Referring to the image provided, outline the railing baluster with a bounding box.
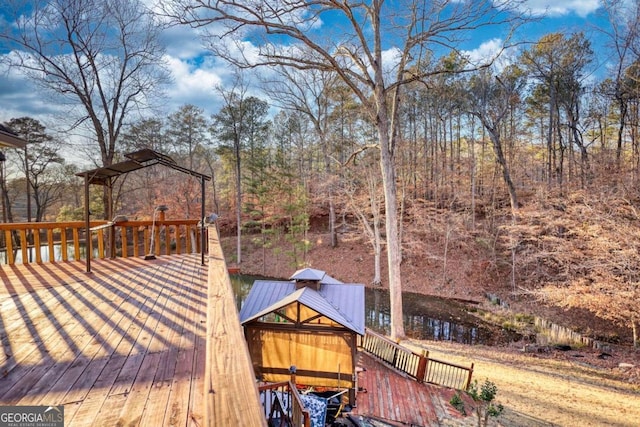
[34,229,42,264]
[362,328,473,390]
[19,229,27,264]
[164,224,171,256]
[60,227,68,261]
[72,227,80,261]
[175,225,182,254]
[133,226,140,257]
[47,229,54,263]
[96,229,105,258]
[120,226,128,258]
[0,220,201,265]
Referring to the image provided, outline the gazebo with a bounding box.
[239,268,365,405]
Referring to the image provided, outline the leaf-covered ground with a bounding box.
[222,190,640,425]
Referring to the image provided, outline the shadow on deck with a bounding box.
[0,254,207,426]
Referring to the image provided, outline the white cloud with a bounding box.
[0,55,65,123]
[163,54,226,113]
[461,38,518,72]
[160,26,210,60]
[515,0,601,18]
[463,38,503,64]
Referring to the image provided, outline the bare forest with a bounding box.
[1,0,640,348]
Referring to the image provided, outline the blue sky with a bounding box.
[0,0,615,148]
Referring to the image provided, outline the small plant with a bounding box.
[501,320,517,332]
[449,392,466,415]
[450,379,504,427]
[514,313,534,323]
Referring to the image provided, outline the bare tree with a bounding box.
[344,152,384,286]
[522,33,593,191]
[212,78,270,265]
[0,0,169,220]
[600,0,640,172]
[263,67,342,247]
[166,0,525,339]
[466,66,525,215]
[5,117,65,222]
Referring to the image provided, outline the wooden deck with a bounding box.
[353,352,469,426]
[0,233,468,427]
[0,254,208,426]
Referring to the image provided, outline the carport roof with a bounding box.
[75,148,210,185]
[0,124,27,149]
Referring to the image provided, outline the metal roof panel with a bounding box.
[0,125,27,149]
[290,267,343,284]
[239,279,365,335]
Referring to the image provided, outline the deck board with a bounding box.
[0,254,207,426]
[353,352,468,426]
[1,242,467,427]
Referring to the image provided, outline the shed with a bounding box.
[239,268,365,404]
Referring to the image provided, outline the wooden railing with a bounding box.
[205,226,266,427]
[361,328,474,390]
[258,381,311,427]
[0,219,202,265]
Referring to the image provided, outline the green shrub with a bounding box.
[450,379,504,427]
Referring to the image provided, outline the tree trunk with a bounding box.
[377,115,405,340]
[329,190,338,248]
[487,127,518,213]
[372,184,382,287]
[235,139,242,265]
[547,81,556,188]
[616,97,627,172]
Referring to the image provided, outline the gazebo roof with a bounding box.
[239,274,365,335]
[0,124,27,149]
[290,267,343,284]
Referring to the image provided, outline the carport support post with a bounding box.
[201,175,206,265]
[84,172,91,273]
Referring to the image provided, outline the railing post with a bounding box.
[5,230,14,265]
[416,350,428,383]
[464,362,474,390]
[72,227,80,261]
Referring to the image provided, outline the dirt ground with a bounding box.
[403,339,640,427]
[224,231,640,427]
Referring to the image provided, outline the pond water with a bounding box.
[230,275,516,346]
[0,243,97,264]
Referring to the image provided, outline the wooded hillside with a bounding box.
[1,1,639,345]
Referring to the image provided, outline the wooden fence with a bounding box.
[0,219,202,265]
[361,328,474,390]
[534,316,603,349]
[258,381,311,427]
